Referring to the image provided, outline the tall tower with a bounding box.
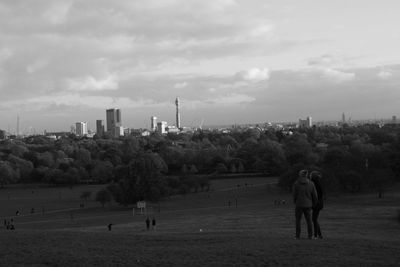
[175,97,181,128]
[16,114,20,136]
[342,113,346,124]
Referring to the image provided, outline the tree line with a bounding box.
[1,123,399,204]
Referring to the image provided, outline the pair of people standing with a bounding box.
[145,217,156,231]
[292,169,324,239]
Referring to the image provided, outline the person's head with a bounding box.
[310,171,322,181]
[298,169,308,179]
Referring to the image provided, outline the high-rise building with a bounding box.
[151,116,157,131]
[342,113,346,124]
[106,108,121,137]
[96,120,105,136]
[299,116,312,128]
[114,126,124,137]
[392,115,397,124]
[76,122,88,136]
[0,129,6,139]
[157,121,168,134]
[175,97,181,129]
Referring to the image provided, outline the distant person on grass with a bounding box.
[293,169,318,239]
[108,223,113,231]
[145,217,150,231]
[152,218,156,231]
[310,171,324,239]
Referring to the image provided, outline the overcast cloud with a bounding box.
[0,0,400,132]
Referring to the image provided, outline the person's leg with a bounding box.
[312,209,320,237]
[295,207,302,238]
[316,209,322,237]
[304,208,313,238]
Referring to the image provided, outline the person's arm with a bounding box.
[311,183,318,207]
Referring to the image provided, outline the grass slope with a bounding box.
[0,178,399,266]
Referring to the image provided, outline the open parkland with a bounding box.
[0,177,399,266]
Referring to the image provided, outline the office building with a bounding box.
[299,116,312,128]
[151,116,157,131]
[76,122,88,136]
[113,126,124,137]
[96,120,105,136]
[157,121,168,134]
[106,108,121,137]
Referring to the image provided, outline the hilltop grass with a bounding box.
[0,178,399,266]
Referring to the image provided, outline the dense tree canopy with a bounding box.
[1,123,399,202]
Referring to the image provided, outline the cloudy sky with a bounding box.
[1,0,400,133]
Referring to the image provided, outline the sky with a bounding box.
[1,0,400,133]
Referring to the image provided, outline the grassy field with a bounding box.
[0,178,399,266]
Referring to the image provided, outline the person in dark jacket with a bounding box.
[310,171,324,239]
[145,217,150,231]
[292,169,318,239]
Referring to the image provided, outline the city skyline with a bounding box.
[1,1,400,132]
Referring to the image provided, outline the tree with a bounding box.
[91,160,114,183]
[283,133,313,165]
[95,188,112,208]
[216,163,228,174]
[0,161,16,188]
[37,152,55,167]
[43,168,64,184]
[7,155,34,182]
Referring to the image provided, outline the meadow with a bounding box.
[0,177,399,266]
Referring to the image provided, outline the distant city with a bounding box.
[0,98,398,140]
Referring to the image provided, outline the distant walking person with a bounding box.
[293,169,318,239]
[108,223,113,231]
[152,218,156,231]
[310,171,324,239]
[145,217,150,231]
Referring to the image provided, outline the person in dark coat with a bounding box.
[310,171,324,239]
[145,217,150,231]
[152,217,156,231]
[292,169,318,239]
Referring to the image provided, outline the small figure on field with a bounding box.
[293,169,318,239]
[152,218,156,230]
[31,208,35,214]
[145,217,150,231]
[108,223,113,231]
[310,171,324,239]
[15,210,20,216]
[10,224,15,230]
[6,221,10,230]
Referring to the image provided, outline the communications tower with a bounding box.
[175,97,181,128]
